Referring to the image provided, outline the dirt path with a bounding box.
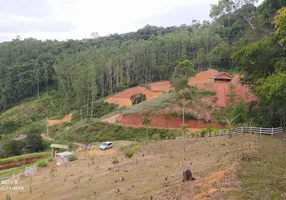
[41,133,55,141]
[2,134,259,200]
[47,113,73,126]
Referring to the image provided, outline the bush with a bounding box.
[37,160,47,167]
[125,149,135,158]
[112,157,119,164]
[151,133,161,141]
[169,111,197,120]
[47,157,53,162]
[68,154,77,162]
[199,89,216,96]
[130,93,147,105]
[200,130,207,137]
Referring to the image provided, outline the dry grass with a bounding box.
[1,134,262,200]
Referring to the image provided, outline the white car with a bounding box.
[99,142,113,150]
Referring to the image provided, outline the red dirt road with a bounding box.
[47,113,73,126]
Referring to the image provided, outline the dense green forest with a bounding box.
[0,0,285,126]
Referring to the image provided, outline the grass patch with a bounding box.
[122,93,178,116]
[120,143,141,159]
[168,110,198,120]
[102,93,178,118]
[68,154,77,162]
[37,160,47,167]
[51,119,178,143]
[197,89,216,96]
[0,152,50,165]
[230,134,286,200]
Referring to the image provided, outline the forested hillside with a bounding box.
[0,0,285,125]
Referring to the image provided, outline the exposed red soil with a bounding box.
[189,69,219,83]
[194,82,255,107]
[48,113,73,126]
[103,69,255,129]
[0,159,38,170]
[149,81,171,92]
[105,81,171,107]
[117,114,222,129]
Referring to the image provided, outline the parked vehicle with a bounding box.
[99,142,113,150]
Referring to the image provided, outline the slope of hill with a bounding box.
[104,81,171,107]
[102,89,222,130]
[4,133,285,200]
[0,92,65,136]
[102,69,255,129]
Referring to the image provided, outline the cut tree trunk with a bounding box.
[182,168,195,182]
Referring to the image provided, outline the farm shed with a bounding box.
[50,144,68,158]
[55,151,74,165]
[211,72,233,82]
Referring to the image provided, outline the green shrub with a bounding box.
[125,149,135,158]
[139,84,151,90]
[37,160,47,167]
[200,130,207,137]
[0,152,50,165]
[198,89,216,96]
[47,157,53,162]
[112,157,119,164]
[151,133,161,141]
[68,154,77,162]
[169,111,197,120]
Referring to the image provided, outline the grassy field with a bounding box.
[102,92,178,118]
[1,134,285,199]
[230,134,286,200]
[0,133,266,200]
[49,118,179,143]
[0,152,50,165]
[0,152,51,178]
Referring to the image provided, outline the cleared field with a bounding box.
[1,134,262,200]
[104,81,171,107]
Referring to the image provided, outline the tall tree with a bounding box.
[171,60,196,137]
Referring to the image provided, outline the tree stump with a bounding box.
[182,168,195,182]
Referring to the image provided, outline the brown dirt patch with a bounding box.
[47,113,73,126]
[104,81,171,107]
[189,69,219,84]
[77,149,117,158]
[2,134,258,200]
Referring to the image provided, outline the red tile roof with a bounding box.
[211,72,233,80]
[14,135,27,141]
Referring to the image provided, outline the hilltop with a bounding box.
[102,69,255,130]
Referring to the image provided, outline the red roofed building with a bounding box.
[211,72,233,82]
[14,134,27,141]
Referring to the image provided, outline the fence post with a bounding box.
[260,127,262,135]
[272,127,274,136]
[241,126,243,133]
[250,126,252,134]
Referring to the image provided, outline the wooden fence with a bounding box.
[175,126,283,140]
[233,126,283,135]
[0,164,37,182]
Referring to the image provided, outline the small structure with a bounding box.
[14,135,27,141]
[50,144,68,158]
[211,72,233,82]
[55,151,74,165]
[25,165,37,176]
